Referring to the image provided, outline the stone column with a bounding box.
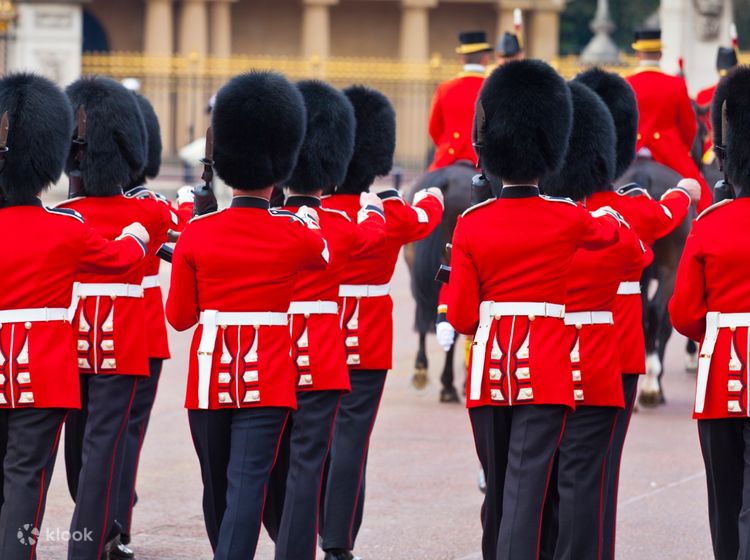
[209,0,234,58]
[176,0,209,152]
[301,0,337,60]
[527,2,563,61]
[399,0,435,62]
[143,0,174,153]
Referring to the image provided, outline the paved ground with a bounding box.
[36,184,713,559]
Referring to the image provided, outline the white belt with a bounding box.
[142,275,161,289]
[76,283,144,298]
[196,310,288,409]
[696,312,750,413]
[0,307,68,324]
[338,283,390,298]
[617,281,641,295]
[564,311,614,327]
[470,301,565,400]
[288,301,338,315]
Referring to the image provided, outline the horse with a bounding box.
[404,161,475,402]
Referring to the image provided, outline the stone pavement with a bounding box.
[36,256,713,559]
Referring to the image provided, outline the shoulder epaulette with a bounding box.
[188,208,225,223]
[616,184,652,199]
[461,198,494,217]
[53,196,85,208]
[124,186,151,199]
[153,192,170,204]
[269,208,305,225]
[44,206,84,223]
[378,189,404,203]
[540,194,577,207]
[320,207,352,222]
[696,199,733,221]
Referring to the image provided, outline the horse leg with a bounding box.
[439,341,459,403]
[639,276,664,408]
[411,331,429,390]
[685,339,698,373]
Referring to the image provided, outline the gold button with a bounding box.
[304,313,310,319]
[111,295,116,300]
[528,315,536,321]
[731,325,737,332]
[24,322,32,330]
[576,323,583,330]
[654,132,661,140]
[637,133,642,140]
[453,131,460,139]
[448,148,455,155]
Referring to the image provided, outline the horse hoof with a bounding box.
[411,368,428,391]
[638,390,662,408]
[685,353,699,374]
[440,387,460,403]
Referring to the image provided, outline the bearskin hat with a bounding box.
[65,76,147,196]
[573,68,638,181]
[541,82,616,201]
[0,73,72,205]
[337,85,396,194]
[712,66,750,190]
[286,80,356,194]
[134,93,161,181]
[479,59,572,184]
[212,71,306,190]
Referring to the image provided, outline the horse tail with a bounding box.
[410,222,444,334]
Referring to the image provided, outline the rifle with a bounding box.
[0,112,9,208]
[192,126,218,216]
[69,106,87,198]
[713,100,737,203]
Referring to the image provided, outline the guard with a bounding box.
[166,71,330,560]
[573,67,700,560]
[670,66,750,560]
[445,59,622,560]
[427,31,492,171]
[59,77,173,560]
[320,86,444,560]
[696,45,738,157]
[262,79,387,560]
[626,28,712,211]
[0,73,149,560]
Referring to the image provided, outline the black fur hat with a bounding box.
[573,68,638,180]
[134,93,161,181]
[541,82,616,201]
[713,66,750,190]
[65,76,147,196]
[286,80,355,194]
[479,60,572,183]
[0,73,72,205]
[337,85,396,194]
[212,71,306,190]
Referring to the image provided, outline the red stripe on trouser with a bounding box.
[535,411,568,559]
[597,413,620,560]
[95,381,138,560]
[312,396,343,560]
[258,412,292,550]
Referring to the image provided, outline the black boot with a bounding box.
[103,535,135,560]
[324,550,361,560]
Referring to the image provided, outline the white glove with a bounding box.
[118,222,150,246]
[436,321,456,352]
[675,178,702,205]
[360,191,384,213]
[296,205,320,229]
[414,187,444,206]
[176,185,195,205]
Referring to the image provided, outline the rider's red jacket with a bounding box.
[588,185,692,375]
[696,83,717,156]
[670,197,750,419]
[626,68,711,212]
[446,186,620,409]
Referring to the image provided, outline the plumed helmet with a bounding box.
[573,68,638,180]
[712,66,750,191]
[0,73,72,205]
[285,80,356,194]
[65,76,147,196]
[212,71,306,190]
[478,59,572,184]
[337,85,396,195]
[134,93,161,181]
[541,81,616,201]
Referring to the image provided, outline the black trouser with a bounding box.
[553,406,618,560]
[115,358,163,542]
[600,374,639,560]
[470,404,567,560]
[264,390,343,560]
[67,374,139,560]
[189,406,289,559]
[320,370,387,552]
[0,408,67,560]
[698,417,750,560]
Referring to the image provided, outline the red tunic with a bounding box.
[670,197,750,419]
[626,68,711,211]
[428,69,484,171]
[696,83,717,156]
[58,195,172,377]
[446,187,620,409]
[0,201,146,409]
[282,195,386,393]
[563,219,651,408]
[591,187,691,374]
[323,189,443,370]
[166,196,329,410]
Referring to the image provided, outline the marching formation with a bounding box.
[0,20,748,560]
